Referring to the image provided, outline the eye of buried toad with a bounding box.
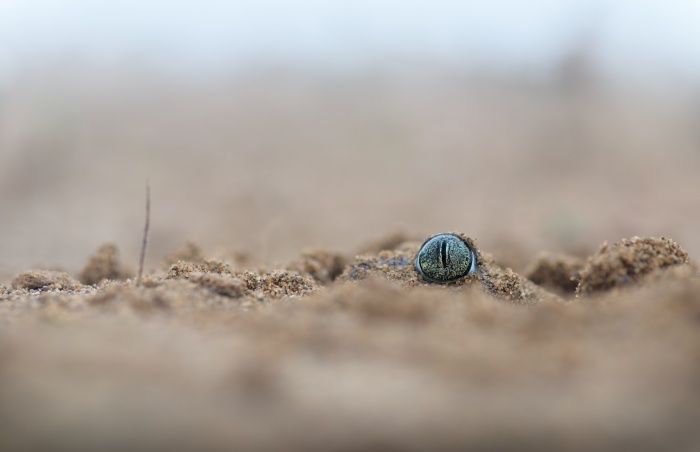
[414,234,477,283]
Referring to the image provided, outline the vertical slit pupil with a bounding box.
[440,240,448,268]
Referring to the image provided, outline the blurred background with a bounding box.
[1,0,699,278]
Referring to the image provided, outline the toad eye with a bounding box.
[415,234,477,283]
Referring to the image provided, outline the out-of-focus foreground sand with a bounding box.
[1,65,700,451]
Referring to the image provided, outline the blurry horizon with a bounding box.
[1,0,700,278]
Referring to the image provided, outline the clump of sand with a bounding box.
[478,255,560,303]
[186,272,249,298]
[78,244,133,285]
[287,249,347,284]
[340,248,416,283]
[166,259,234,279]
[241,270,317,298]
[526,253,584,294]
[85,267,315,316]
[88,279,250,314]
[11,270,81,291]
[576,236,690,295]
[165,258,317,299]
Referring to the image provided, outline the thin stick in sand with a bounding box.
[137,181,151,287]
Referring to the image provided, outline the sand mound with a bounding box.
[11,270,81,291]
[287,249,347,284]
[576,236,690,295]
[79,244,133,285]
[165,259,317,299]
[526,253,584,294]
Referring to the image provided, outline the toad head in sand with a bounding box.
[414,233,479,283]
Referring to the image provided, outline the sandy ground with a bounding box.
[2,66,700,450]
[1,234,699,451]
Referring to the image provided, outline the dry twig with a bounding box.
[137,181,151,287]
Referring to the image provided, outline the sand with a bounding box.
[1,234,699,451]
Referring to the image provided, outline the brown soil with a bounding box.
[1,234,699,451]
